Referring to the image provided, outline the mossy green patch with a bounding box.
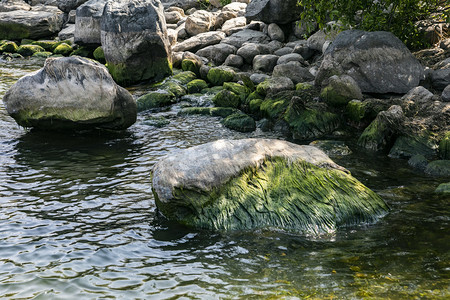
[249,99,263,114]
[136,91,176,112]
[346,100,365,122]
[17,44,44,57]
[142,116,170,127]
[207,67,235,86]
[260,97,290,119]
[296,82,314,91]
[93,46,105,63]
[0,41,18,53]
[357,116,396,152]
[256,79,270,97]
[172,71,197,85]
[388,135,436,159]
[425,160,450,177]
[70,46,93,58]
[187,79,208,94]
[439,132,450,159]
[32,51,52,59]
[0,23,30,40]
[159,81,187,98]
[155,157,389,234]
[285,107,340,140]
[223,82,250,102]
[181,59,201,76]
[212,89,241,108]
[179,107,238,118]
[435,182,450,195]
[53,43,73,56]
[222,113,256,132]
[31,40,59,51]
[245,91,263,105]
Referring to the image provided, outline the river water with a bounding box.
[0,59,448,299]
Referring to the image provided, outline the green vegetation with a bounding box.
[187,79,209,94]
[53,43,73,56]
[93,46,105,63]
[297,0,450,48]
[17,44,44,57]
[0,41,18,53]
[212,89,240,108]
[136,91,176,112]
[222,113,256,132]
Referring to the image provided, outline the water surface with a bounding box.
[0,58,448,299]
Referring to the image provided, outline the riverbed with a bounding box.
[0,58,448,299]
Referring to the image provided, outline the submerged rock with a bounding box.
[152,138,388,234]
[222,113,256,132]
[2,56,136,130]
[101,0,172,85]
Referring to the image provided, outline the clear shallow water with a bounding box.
[0,59,449,299]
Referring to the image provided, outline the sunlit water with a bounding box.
[0,58,448,299]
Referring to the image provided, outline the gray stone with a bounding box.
[165,11,183,24]
[442,85,450,102]
[293,42,315,60]
[58,24,75,41]
[67,9,76,23]
[292,20,317,39]
[273,62,314,84]
[320,75,363,106]
[431,68,450,91]
[0,6,64,40]
[173,31,226,52]
[221,16,246,35]
[250,73,270,84]
[161,0,198,10]
[196,43,236,65]
[2,56,136,130]
[75,0,105,44]
[101,0,172,85]
[277,53,304,65]
[185,10,214,36]
[0,0,31,12]
[316,30,424,94]
[221,29,270,48]
[257,76,294,95]
[214,10,237,29]
[401,86,434,104]
[274,47,293,56]
[253,54,278,72]
[307,29,338,53]
[267,23,284,42]
[224,54,244,68]
[236,42,270,64]
[30,0,89,13]
[245,0,301,24]
[222,2,247,17]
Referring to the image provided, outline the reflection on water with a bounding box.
[0,59,449,299]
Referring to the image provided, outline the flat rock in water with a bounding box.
[152,138,389,234]
[2,56,137,130]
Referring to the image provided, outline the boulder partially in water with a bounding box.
[101,0,172,85]
[152,138,389,234]
[2,56,136,130]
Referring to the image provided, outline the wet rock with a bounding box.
[408,154,428,170]
[0,41,18,53]
[221,29,270,48]
[272,62,314,84]
[250,73,269,84]
[309,140,352,156]
[435,182,450,195]
[173,31,226,52]
[136,91,176,111]
[195,43,236,66]
[316,30,424,94]
[222,113,256,132]
[425,160,450,177]
[213,89,241,108]
[253,54,278,72]
[53,42,73,56]
[74,0,105,45]
[245,0,301,24]
[267,23,284,42]
[358,105,404,151]
[172,70,197,85]
[17,44,44,56]
[186,79,208,94]
[320,75,363,107]
[101,0,172,85]
[440,132,450,159]
[207,66,236,86]
[388,136,436,159]
[152,138,388,233]
[236,42,270,64]
[224,54,244,68]
[185,10,214,36]
[0,6,64,40]
[2,56,136,130]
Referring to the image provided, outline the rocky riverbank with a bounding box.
[1,1,449,204]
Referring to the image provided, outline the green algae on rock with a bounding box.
[213,89,241,108]
[53,43,73,56]
[136,91,176,112]
[186,79,208,94]
[179,107,239,118]
[17,44,44,57]
[222,113,256,132]
[207,67,235,86]
[0,41,18,53]
[152,139,389,234]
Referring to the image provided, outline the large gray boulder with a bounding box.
[273,62,314,84]
[29,0,88,12]
[316,30,424,94]
[245,0,301,24]
[152,138,388,234]
[74,0,105,44]
[2,56,136,130]
[195,43,236,65]
[101,0,172,86]
[0,0,31,12]
[0,6,64,40]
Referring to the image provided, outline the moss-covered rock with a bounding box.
[93,46,105,63]
[181,59,201,76]
[212,89,241,108]
[207,67,235,86]
[32,51,52,59]
[249,98,263,114]
[17,44,44,57]
[136,91,176,112]
[223,82,250,102]
[172,71,197,85]
[159,81,187,98]
[245,91,263,104]
[347,99,395,125]
[70,46,93,58]
[0,41,18,53]
[346,100,365,123]
[425,160,450,177]
[357,105,403,151]
[439,132,450,159]
[388,135,437,159]
[186,79,208,94]
[256,76,294,97]
[408,154,428,170]
[179,107,238,118]
[435,182,450,195]
[296,82,314,91]
[320,75,362,107]
[260,97,290,119]
[222,113,256,132]
[53,43,73,56]
[152,139,389,234]
[285,107,340,140]
[31,40,60,52]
